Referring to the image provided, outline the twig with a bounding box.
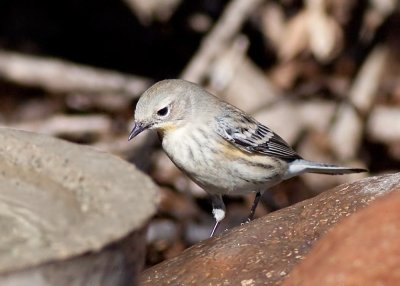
[0,50,152,98]
[181,0,264,83]
[10,114,112,137]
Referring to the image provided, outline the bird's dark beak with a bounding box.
[128,122,147,141]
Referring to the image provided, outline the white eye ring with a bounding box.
[156,106,169,117]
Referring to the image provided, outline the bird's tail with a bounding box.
[284,159,367,179]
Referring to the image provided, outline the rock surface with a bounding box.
[283,184,400,286]
[0,127,158,285]
[141,173,400,286]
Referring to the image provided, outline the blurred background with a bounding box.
[0,0,399,268]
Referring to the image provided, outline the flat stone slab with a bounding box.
[141,173,399,286]
[0,128,158,285]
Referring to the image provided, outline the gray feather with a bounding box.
[284,159,367,179]
[214,103,301,161]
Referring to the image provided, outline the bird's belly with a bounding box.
[161,130,287,195]
[192,157,285,195]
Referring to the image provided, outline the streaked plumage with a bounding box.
[215,102,301,160]
[129,79,367,236]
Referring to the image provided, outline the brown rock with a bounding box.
[141,173,400,286]
[283,183,400,286]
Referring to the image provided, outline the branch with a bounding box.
[0,50,152,98]
[181,0,264,83]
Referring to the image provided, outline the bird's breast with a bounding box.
[161,126,209,172]
[161,126,287,195]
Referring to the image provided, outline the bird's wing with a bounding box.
[214,104,301,161]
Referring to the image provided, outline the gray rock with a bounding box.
[0,127,158,285]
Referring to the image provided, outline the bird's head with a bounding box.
[129,79,203,140]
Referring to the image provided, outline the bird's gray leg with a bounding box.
[210,194,225,237]
[247,191,262,222]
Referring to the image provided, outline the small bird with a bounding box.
[129,79,366,236]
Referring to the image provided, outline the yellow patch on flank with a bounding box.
[218,140,272,166]
[219,140,253,159]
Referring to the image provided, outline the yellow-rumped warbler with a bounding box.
[129,79,367,236]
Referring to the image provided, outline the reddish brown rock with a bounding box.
[283,184,400,286]
[141,173,400,285]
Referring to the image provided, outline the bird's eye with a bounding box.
[157,106,169,117]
